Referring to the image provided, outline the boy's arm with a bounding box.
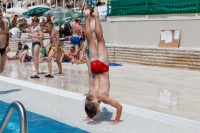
[5,22,10,52]
[102,96,122,124]
[37,26,44,40]
[79,28,82,36]
[21,51,27,62]
[60,52,64,62]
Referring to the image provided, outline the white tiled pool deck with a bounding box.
[1,53,200,133]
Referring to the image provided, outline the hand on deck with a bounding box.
[83,117,92,121]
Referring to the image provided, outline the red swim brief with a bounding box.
[91,60,109,74]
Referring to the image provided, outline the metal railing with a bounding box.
[0,101,28,133]
[107,0,200,16]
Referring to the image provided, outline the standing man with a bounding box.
[44,21,63,78]
[0,10,10,74]
[70,18,82,58]
[12,14,18,26]
[28,16,44,78]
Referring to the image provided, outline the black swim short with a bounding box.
[0,48,6,55]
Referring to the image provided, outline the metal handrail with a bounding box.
[0,101,28,133]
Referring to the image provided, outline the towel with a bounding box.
[109,62,122,66]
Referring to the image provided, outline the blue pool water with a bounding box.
[0,100,88,133]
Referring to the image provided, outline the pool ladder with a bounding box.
[0,101,28,133]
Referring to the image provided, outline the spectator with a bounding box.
[80,31,85,46]
[7,42,23,60]
[60,49,70,62]
[19,45,32,62]
[40,18,46,31]
[68,46,76,63]
[9,24,21,38]
[78,0,84,9]
[46,0,52,6]
[23,18,28,27]
[17,19,25,31]
[96,0,102,6]
[2,1,6,9]
[57,0,64,6]
[66,0,73,8]
[46,16,51,22]
[91,0,97,7]
[7,1,13,8]
[86,0,90,5]
[60,47,86,64]
[101,2,105,6]
[2,7,6,13]
[70,18,82,58]
[59,24,71,37]
[12,14,18,26]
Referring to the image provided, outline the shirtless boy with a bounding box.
[28,16,44,78]
[70,18,82,57]
[84,8,122,125]
[0,10,10,74]
[45,21,63,78]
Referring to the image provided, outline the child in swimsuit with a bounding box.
[69,46,76,63]
[7,42,22,60]
[19,45,31,62]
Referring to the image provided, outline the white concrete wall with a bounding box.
[102,16,200,48]
[101,21,111,43]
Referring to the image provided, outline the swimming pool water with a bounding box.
[0,100,88,133]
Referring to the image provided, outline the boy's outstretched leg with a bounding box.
[84,9,98,62]
[92,7,109,65]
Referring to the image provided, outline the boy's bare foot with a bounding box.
[57,73,64,76]
[44,73,49,76]
[92,7,99,17]
[31,71,39,76]
[84,9,90,17]
[110,120,119,125]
